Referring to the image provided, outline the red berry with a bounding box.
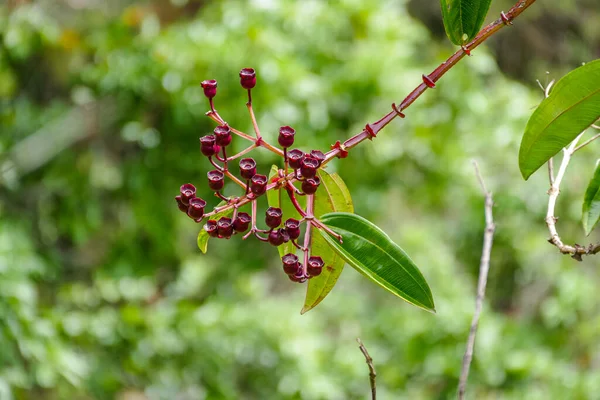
[239,158,257,180]
[250,174,267,196]
[233,212,251,232]
[187,197,207,220]
[300,156,319,178]
[201,79,217,99]
[282,253,300,275]
[214,125,232,147]
[287,149,305,169]
[278,126,295,148]
[310,150,326,166]
[204,220,218,237]
[265,207,283,228]
[207,170,225,191]
[285,218,301,240]
[180,183,197,205]
[302,176,320,195]
[307,256,324,277]
[175,195,188,212]
[217,217,234,238]
[239,68,256,90]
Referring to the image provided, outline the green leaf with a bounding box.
[301,170,353,314]
[582,162,600,235]
[197,202,233,253]
[267,165,302,257]
[318,212,435,313]
[519,59,600,179]
[440,0,492,45]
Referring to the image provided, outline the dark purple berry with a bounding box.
[268,229,283,246]
[289,269,308,283]
[217,217,234,238]
[239,158,257,180]
[307,256,324,277]
[282,253,300,275]
[250,174,267,196]
[287,149,305,169]
[278,126,295,148]
[239,68,256,89]
[201,79,217,99]
[207,170,225,191]
[302,176,321,195]
[285,218,301,240]
[200,135,220,157]
[200,134,215,147]
[180,183,197,205]
[175,195,188,212]
[205,220,218,237]
[233,212,251,232]
[265,207,283,228]
[187,197,206,220]
[310,150,326,166]
[268,228,289,246]
[214,125,232,147]
[300,156,319,179]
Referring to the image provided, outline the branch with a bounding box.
[200,0,538,218]
[538,81,600,259]
[323,0,538,164]
[545,134,600,259]
[357,338,376,400]
[457,161,496,400]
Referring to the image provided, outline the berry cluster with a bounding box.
[175,68,342,283]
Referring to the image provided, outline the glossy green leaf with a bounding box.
[302,170,353,314]
[519,59,600,179]
[267,165,302,257]
[197,202,232,253]
[582,162,600,235]
[318,212,435,313]
[440,0,492,45]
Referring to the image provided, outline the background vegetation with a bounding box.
[1,0,599,399]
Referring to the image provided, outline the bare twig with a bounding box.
[357,338,376,400]
[573,132,600,153]
[538,80,600,259]
[545,134,600,259]
[457,161,496,400]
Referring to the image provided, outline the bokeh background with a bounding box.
[1,0,600,399]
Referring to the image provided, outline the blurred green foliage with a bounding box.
[1,0,599,399]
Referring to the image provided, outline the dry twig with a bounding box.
[357,338,377,400]
[457,161,496,399]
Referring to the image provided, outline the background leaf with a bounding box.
[519,59,600,179]
[302,170,353,314]
[582,162,600,235]
[319,212,435,312]
[440,0,492,45]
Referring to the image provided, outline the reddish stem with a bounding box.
[322,0,537,164]
[247,102,262,140]
[302,194,315,275]
[286,183,308,218]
